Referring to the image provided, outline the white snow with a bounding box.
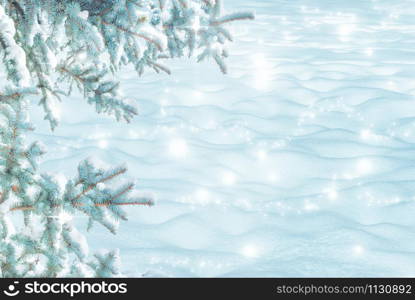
[0,6,31,87]
[27,0,415,277]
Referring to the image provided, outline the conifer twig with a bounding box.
[101,20,164,51]
[10,199,154,212]
[72,167,128,202]
[210,13,255,26]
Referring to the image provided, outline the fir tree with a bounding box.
[0,0,253,277]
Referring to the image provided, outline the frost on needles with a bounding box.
[0,0,253,277]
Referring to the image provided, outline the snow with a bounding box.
[28,0,415,276]
[0,6,31,87]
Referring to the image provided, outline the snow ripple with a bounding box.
[30,0,415,276]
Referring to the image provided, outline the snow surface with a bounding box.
[29,0,415,276]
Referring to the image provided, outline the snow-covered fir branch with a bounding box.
[0,0,253,277]
[0,0,254,128]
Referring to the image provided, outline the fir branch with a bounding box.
[10,199,154,212]
[101,19,164,51]
[0,89,38,102]
[210,12,255,26]
[0,0,252,278]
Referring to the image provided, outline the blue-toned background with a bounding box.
[30,0,415,276]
